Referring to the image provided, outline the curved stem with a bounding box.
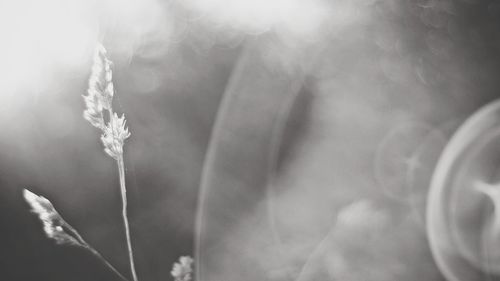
[87,246,130,281]
[117,155,139,281]
[61,221,129,281]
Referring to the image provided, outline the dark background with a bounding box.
[1,0,500,281]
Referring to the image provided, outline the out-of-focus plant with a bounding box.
[171,256,194,281]
[23,43,194,281]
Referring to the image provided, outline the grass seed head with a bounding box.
[23,189,82,246]
[101,113,131,159]
[84,43,131,159]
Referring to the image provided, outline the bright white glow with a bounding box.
[183,0,331,36]
[181,0,370,40]
[100,0,174,60]
[0,0,175,112]
[0,0,369,108]
[0,0,97,94]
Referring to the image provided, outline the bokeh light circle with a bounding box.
[427,99,500,281]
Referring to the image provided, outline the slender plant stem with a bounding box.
[61,221,129,281]
[117,154,138,281]
[87,246,130,281]
[295,224,335,281]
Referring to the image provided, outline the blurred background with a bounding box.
[1,0,500,280]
